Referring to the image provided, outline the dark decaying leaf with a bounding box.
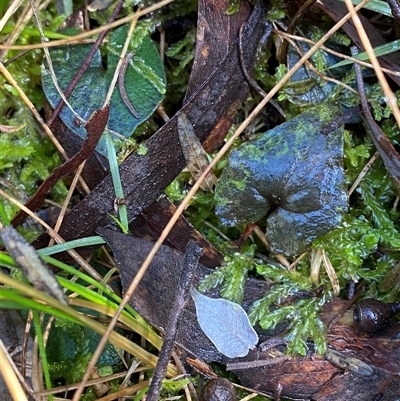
[0,225,67,305]
[214,103,348,255]
[12,105,110,227]
[42,25,166,156]
[177,113,217,192]
[97,229,400,400]
[190,287,258,358]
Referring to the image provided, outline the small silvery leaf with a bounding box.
[190,287,258,358]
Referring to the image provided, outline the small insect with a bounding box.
[73,117,81,127]
[113,197,126,212]
[119,52,140,119]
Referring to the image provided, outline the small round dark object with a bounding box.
[200,378,236,401]
[353,299,400,334]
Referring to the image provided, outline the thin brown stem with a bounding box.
[119,51,140,118]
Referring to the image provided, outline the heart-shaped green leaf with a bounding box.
[214,103,348,255]
[42,25,166,156]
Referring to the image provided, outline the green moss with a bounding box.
[0,119,67,222]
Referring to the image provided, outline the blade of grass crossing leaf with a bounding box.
[41,255,147,325]
[0,273,177,376]
[0,253,17,269]
[336,0,393,17]
[69,298,163,350]
[0,225,67,305]
[43,256,140,320]
[57,276,118,306]
[329,39,400,69]
[0,289,83,324]
[105,132,129,233]
[32,310,53,401]
[37,235,106,255]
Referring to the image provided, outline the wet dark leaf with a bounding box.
[215,103,348,255]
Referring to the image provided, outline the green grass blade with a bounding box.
[329,39,400,69]
[335,0,393,17]
[105,132,129,233]
[37,236,106,255]
[32,310,53,400]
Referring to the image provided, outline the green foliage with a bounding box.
[162,377,191,392]
[166,27,196,77]
[47,317,119,383]
[266,0,286,21]
[0,123,67,222]
[284,298,327,355]
[226,0,241,15]
[248,263,327,356]
[314,165,399,288]
[0,9,69,223]
[200,244,257,304]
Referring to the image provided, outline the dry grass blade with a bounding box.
[0,189,111,287]
[0,341,29,401]
[344,0,400,127]
[353,46,400,194]
[275,30,400,77]
[380,262,400,292]
[322,249,340,296]
[0,224,67,305]
[348,152,380,196]
[178,113,217,192]
[0,0,176,51]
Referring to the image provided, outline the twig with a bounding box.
[344,0,400,126]
[227,355,291,371]
[277,0,318,64]
[119,51,140,118]
[146,241,203,401]
[348,152,379,196]
[274,29,400,77]
[387,0,400,21]
[238,23,286,118]
[352,46,400,194]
